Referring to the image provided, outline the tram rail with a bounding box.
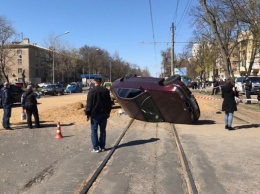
[78,119,198,194]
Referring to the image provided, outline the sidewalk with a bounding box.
[175,95,260,194]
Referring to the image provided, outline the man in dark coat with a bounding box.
[21,85,40,129]
[221,78,237,130]
[212,79,219,95]
[243,76,252,104]
[85,78,111,153]
[1,82,14,130]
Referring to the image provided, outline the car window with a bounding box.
[250,77,260,82]
[236,77,244,82]
[135,93,164,122]
[117,88,143,98]
[46,85,53,88]
[104,83,111,87]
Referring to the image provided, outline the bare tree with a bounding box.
[227,0,260,75]
[0,16,17,82]
[192,0,260,78]
[197,0,239,78]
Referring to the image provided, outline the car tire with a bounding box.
[162,74,181,86]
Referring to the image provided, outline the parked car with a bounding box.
[102,82,112,89]
[38,83,49,88]
[0,84,25,107]
[41,84,64,96]
[235,76,260,94]
[186,81,198,89]
[102,82,115,104]
[65,83,82,93]
[110,74,200,124]
[15,82,24,88]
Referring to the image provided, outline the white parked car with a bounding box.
[38,83,49,88]
[235,76,260,94]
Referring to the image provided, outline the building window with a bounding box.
[35,69,39,76]
[45,54,50,61]
[18,59,22,65]
[18,78,23,82]
[18,68,23,73]
[17,49,22,55]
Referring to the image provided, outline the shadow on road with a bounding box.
[102,138,160,151]
[194,120,216,125]
[234,124,260,130]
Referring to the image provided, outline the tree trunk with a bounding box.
[200,0,230,78]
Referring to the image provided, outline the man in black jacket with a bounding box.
[21,85,40,129]
[244,76,252,104]
[1,82,14,130]
[85,78,111,153]
[212,78,219,95]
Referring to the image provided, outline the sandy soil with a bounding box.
[2,93,120,129]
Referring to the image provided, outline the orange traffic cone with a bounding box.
[55,121,63,139]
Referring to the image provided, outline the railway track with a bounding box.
[79,93,259,194]
[78,119,198,194]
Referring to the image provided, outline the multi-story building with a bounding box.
[2,38,52,85]
[193,31,259,81]
[237,31,260,76]
[214,44,240,80]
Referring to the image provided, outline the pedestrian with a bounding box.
[221,78,237,130]
[199,80,207,93]
[85,77,112,153]
[21,85,40,129]
[1,82,14,130]
[212,78,219,95]
[243,76,252,104]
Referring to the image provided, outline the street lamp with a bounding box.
[87,49,99,81]
[52,31,69,83]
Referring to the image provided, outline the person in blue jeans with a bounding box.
[221,78,237,130]
[1,82,14,130]
[85,77,112,153]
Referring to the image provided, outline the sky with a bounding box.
[0,0,197,77]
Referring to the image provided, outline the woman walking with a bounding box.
[221,78,237,130]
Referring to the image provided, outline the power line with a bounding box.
[176,0,192,34]
[148,0,157,65]
[140,41,196,44]
[174,0,180,24]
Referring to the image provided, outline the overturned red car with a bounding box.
[110,74,200,124]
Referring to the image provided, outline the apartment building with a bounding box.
[237,31,260,76]
[3,38,52,85]
[192,31,259,81]
[214,45,240,80]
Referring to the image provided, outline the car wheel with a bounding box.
[162,75,181,86]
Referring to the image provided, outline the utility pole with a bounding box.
[171,22,175,76]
